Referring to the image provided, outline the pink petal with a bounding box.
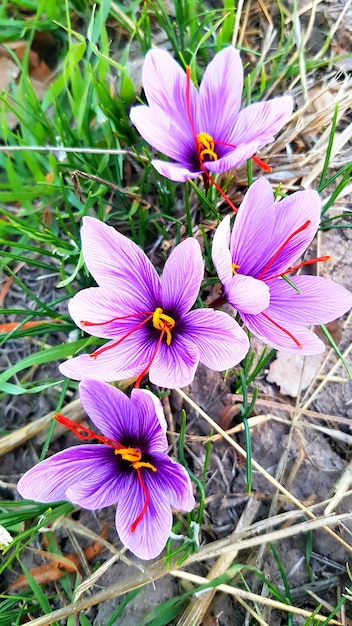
[182,308,249,370]
[68,287,151,339]
[17,446,118,505]
[260,190,321,278]
[115,456,194,560]
[198,47,243,142]
[212,214,233,285]
[152,158,202,181]
[161,238,204,316]
[242,311,325,354]
[130,389,168,451]
[115,472,173,560]
[142,49,198,141]
[149,333,199,388]
[205,141,261,173]
[230,178,277,276]
[130,105,192,162]
[59,331,156,382]
[230,96,293,147]
[226,274,270,314]
[78,381,167,453]
[267,276,352,325]
[80,217,161,307]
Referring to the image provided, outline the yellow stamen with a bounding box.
[133,461,157,472]
[115,447,141,463]
[152,307,175,346]
[232,262,241,275]
[197,132,218,162]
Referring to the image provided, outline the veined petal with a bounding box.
[229,178,276,276]
[66,458,131,510]
[17,446,116,504]
[267,276,352,325]
[205,141,261,174]
[198,47,243,142]
[130,389,168,452]
[149,334,199,388]
[78,380,138,442]
[80,217,161,307]
[149,455,195,511]
[115,473,173,560]
[182,308,249,370]
[152,159,202,181]
[230,96,293,147]
[142,49,198,141]
[259,190,321,279]
[161,238,204,316]
[226,274,270,314]
[130,105,192,163]
[241,311,325,354]
[212,214,232,285]
[59,332,156,382]
[68,287,151,339]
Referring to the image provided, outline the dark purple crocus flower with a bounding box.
[59,217,249,388]
[130,47,293,184]
[17,380,195,560]
[212,178,352,353]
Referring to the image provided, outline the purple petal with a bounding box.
[205,141,261,174]
[212,215,233,284]
[226,274,270,314]
[230,96,293,147]
[17,446,119,507]
[266,276,352,325]
[130,105,192,163]
[149,454,195,511]
[130,389,168,452]
[198,47,243,142]
[152,159,202,181]
[141,49,198,143]
[259,190,321,279]
[115,456,194,560]
[68,287,153,339]
[78,380,156,445]
[149,333,200,388]
[161,238,203,316]
[241,311,325,354]
[80,217,161,307]
[230,178,277,276]
[115,474,173,560]
[182,308,249,370]
[59,330,156,382]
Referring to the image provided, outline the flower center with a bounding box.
[197,132,218,162]
[152,307,175,346]
[232,262,240,275]
[54,413,157,533]
[81,308,176,387]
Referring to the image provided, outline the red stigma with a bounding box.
[89,313,154,359]
[261,312,302,348]
[54,413,123,448]
[258,220,312,281]
[130,469,150,533]
[266,256,331,281]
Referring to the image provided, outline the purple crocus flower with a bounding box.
[59,217,249,387]
[130,47,293,183]
[17,380,195,560]
[212,178,352,353]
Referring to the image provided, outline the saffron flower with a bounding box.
[130,47,293,184]
[212,178,352,353]
[17,380,195,560]
[59,217,249,387]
